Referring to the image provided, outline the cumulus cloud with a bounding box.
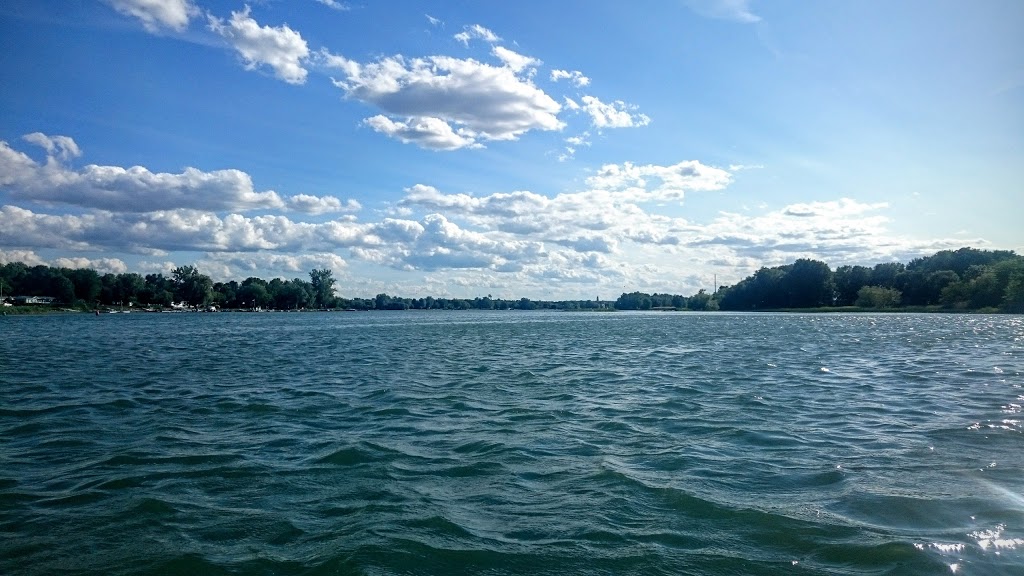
[580,95,651,128]
[454,24,500,46]
[325,50,564,149]
[390,174,975,295]
[51,257,129,274]
[363,115,481,151]
[685,199,973,268]
[492,46,541,74]
[1,127,984,299]
[22,133,81,160]
[10,147,937,297]
[0,205,321,254]
[208,6,310,84]
[286,195,361,215]
[400,213,543,272]
[398,178,695,256]
[400,184,550,217]
[0,136,354,214]
[0,249,47,266]
[198,251,348,281]
[107,0,196,32]
[565,133,591,147]
[550,69,590,87]
[585,160,733,200]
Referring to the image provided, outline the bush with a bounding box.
[855,286,902,308]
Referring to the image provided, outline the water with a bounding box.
[1,311,1022,575]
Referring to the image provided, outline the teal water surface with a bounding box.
[1,311,1022,575]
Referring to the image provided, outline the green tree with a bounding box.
[615,292,653,310]
[141,273,174,306]
[781,259,834,307]
[1003,273,1024,313]
[834,265,872,306]
[63,268,102,303]
[856,286,902,308]
[309,268,336,308]
[871,262,905,289]
[274,279,312,309]
[172,265,213,306]
[238,278,271,308]
[116,273,146,304]
[924,271,959,305]
[688,289,713,311]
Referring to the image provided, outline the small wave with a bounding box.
[314,446,378,466]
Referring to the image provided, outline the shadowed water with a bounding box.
[1,311,1022,575]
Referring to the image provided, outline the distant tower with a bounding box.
[714,274,717,294]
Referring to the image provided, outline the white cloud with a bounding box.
[1,181,985,299]
[425,14,442,27]
[315,0,349,11]
[0,249,47,266]
[363,115,481,151]
[492,46,540,74]
[208,6,310,84]
[782,198,886,218]
[399,179,693,258]
[0,153,740,296]
[0,206,327,254]
[51,257,129,274]
[2,125,989,299]
[685,0,761,24]
[559,132,591,161]
[389,174,976,294]
[586,160,732,200]
[454,24,501,46]
[107,0,196,32]
[198,251,348,281]
[684,198,974,269]
[550,69,590,87]
[0,139,39,187]
[0,136,355,214]
[286,195,361,215]
[1,138,281,212]
[327,52,564,149]
[22,133,81,160]
[580,95,651,128]
[565,133,591,147]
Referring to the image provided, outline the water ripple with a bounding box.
[1,311,1022,575]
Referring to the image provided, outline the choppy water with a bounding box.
[1,311,1022,575]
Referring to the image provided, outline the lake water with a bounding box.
[1,311,1022,575]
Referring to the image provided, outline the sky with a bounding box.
[1,0,1022,300]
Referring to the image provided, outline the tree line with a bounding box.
[0,262,612,311]
[0,264,339,310]
[1,246,1022,313]
[713,247,1024,312]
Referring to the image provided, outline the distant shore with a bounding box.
[3,304,1013,316]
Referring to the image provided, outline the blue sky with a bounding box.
[1,0,1021,299]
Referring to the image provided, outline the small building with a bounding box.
[14,296,55,305]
